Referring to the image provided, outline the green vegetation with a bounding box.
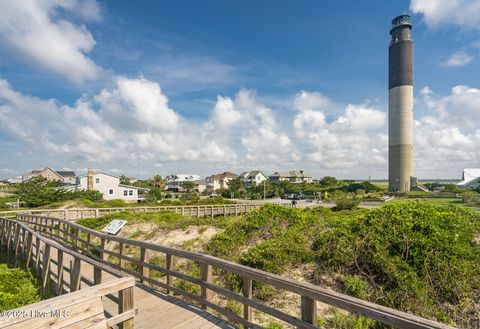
[203,203,480,327]
[314,202,480,327]
[76,209,239,232]
[72,197,480,327]
[14,177,102,208]
[0,264,40,311]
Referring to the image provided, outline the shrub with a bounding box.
[314,202,480,326]
[0,264,40,311]
[332,197,359,211]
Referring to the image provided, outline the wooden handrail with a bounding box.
[0,217,135,328]
[0,202,290,220]
[15,213,454,329]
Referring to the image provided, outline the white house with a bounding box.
[165,174,201,192]
[457,168,480,190]
[71,171,148,202]
[239,171,268,187]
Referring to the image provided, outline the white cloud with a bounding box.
[1,74,479,179]
[0,0,101,83]
[414,85,480,177]
[411,0,480,29]
[292,91,387,170]
[443,49,474,67]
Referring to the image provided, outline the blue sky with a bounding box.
[1,0,479,179]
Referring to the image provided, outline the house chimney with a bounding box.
[87,168,93,191]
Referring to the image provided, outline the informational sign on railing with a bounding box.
[101,220,127,235]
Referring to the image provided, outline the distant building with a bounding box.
[239,171,268,187]
[65,171,149,202]
[457,168,480,190]
[6,176,22,184]
[165,174,201,192]
[269,170,313,184]
[194,180,207,193]
[206,172,238,191]
[20,167,76,184]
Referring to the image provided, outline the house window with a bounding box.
[123,190,128,196]
[129,190,133,196]
[109,189,114,195]
[95,178,100,184]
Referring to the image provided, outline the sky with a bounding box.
[1,0,480,180]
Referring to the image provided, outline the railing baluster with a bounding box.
[243,277,253,324]
[166,254,174,295]
[200,262,213,311]
[140,247,149,283]
[301,295,317,325]
[57,249,64,295]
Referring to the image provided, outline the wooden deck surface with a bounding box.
[48,244,234,329]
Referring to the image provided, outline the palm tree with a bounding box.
[151,175,164,190]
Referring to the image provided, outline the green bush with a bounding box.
[0,264,40,311]
[314,202,480,326]
[332,197,359,211]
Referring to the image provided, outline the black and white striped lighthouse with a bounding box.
[389,15,413,192]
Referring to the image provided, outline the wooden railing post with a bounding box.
[70,258,81,292]
[243,277,253,324]
[100,238,106,261]
[35,237,41,276]
[57,250,64,295]
[140,247,149,283]
[166,254,174,295]
[119,242,125,268]
[119,287,134,329]
[94,265,102,285]
[200,262,213,310]
[41,245,51,294]
[25,231,33,268]
[301,295,317,325]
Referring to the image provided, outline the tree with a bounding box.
[227,177,244,193]
[180,181,196,193]
[320,176,338,187]
[151,175,164,189]
[119,174,130,185]
[145,188,162,202]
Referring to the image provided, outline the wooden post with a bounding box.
[165,254,174,294]
[74,228,80,249]
[197,206,200,218]
[200,263,213,310]
[14,225,21,266]
[211,206,214,218]
[119,287,134,329]
[41,245,51,293]
[100,238,106,261]
[57,250,64,295]
[25,232,33,268]
[181,207,185,216]
[119,242,125,268]
[95,208,100,218]
[140,247,150,283]
[70,258,81,292]
[94,265,102,285]
[223,205,227,217]
[35,237,41,276]
[301,295,317,325]
[243,277,253,324]
[235,205,238,216]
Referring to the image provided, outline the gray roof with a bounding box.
[56,171,76,177]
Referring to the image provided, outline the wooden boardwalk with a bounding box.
[50,243,233,329]
[3,214,456,329]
